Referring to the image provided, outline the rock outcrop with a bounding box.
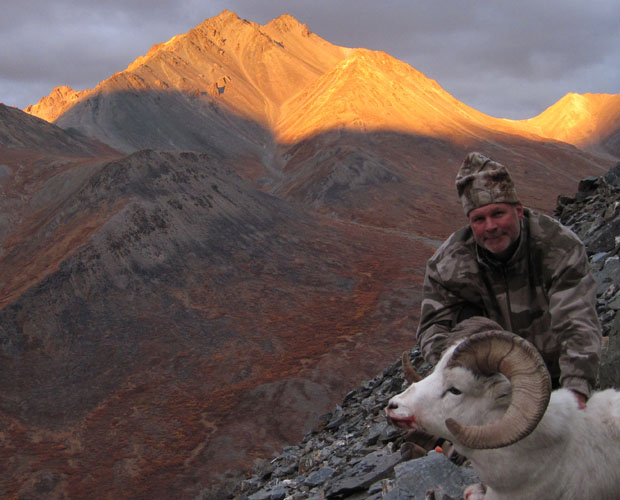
[555,163,620,389]
[229,164,620,500]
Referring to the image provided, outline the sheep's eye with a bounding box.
[441,387,463,398]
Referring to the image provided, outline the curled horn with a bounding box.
[402,351,422,384]
[445,330,551,449]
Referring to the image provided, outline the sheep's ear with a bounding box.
[488,375,512,403]
[402,352,422,384]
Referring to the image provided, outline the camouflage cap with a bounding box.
[456,152,520,215]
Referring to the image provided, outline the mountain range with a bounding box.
[1,9,619,499]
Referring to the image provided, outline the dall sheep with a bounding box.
[386,317,620,500]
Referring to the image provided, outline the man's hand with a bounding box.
[572,390,587,410]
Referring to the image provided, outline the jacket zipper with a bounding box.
[502,266,514,330]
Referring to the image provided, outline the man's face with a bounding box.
[468,203,524,256]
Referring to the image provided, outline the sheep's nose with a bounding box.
[387,401,398,410]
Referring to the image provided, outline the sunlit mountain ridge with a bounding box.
[24,11,620,159]
[523,92,620,157]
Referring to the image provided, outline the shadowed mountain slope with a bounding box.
[0,103,114,156]
[271,127,612,242]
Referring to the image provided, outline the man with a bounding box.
[416,152,601,405]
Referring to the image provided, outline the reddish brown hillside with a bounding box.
[0,103,121,272]
[0,149,432,499]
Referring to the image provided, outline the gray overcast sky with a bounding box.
[1,0,619,119]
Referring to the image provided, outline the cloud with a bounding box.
[1,0,618,119]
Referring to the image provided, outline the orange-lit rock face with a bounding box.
[23,85,83,123]
[523,93,620,156]
[5,9,619,500]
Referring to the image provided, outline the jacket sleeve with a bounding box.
[548,241,601,398]
[416,257,482,365]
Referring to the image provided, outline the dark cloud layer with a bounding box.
[1,0,618,118]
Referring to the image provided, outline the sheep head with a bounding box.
[386,319,551,449]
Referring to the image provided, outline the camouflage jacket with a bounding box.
[416,208,601,397]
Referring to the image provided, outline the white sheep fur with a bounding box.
[386,341,620,500]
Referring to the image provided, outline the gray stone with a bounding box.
[379,424,406,444]
[585,219,620,253]
[325,407,346,430]
[304,466,336,487]
[578,176,600,193]
[272,461,297,477]
[383,452,478,500]
[600,311,620,389]
[365,422,387,446]
[591,251,609,264]
[247,486,287,500]
[325,447,404,497]
[603,163,620,188]
[367,479,386,495]
[608,295,620,311]
[594,257,620,295]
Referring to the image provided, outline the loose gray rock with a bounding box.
[305,466,336,488]
[382,452,478,500]
[325,447,405,497]
[247,486,287,500]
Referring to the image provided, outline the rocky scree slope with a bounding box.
[227,164,620,500]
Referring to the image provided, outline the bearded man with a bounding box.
[416,152,601,406]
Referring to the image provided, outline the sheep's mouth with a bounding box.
[387,415,418,430]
